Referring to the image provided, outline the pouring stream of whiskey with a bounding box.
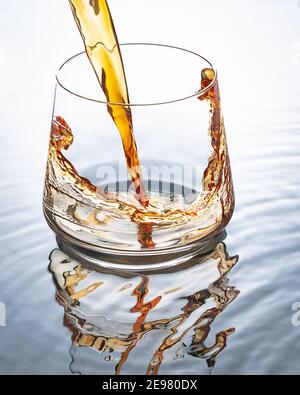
[68,0,148,207]
[45,1,234,249]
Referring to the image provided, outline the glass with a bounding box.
[43,43,234,270]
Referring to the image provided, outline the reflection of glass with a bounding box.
[49,239,239,375]
[43,43,234,268]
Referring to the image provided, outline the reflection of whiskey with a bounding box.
[49,243,239,375]
[68,0,148,207]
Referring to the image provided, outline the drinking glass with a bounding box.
[43,43,234,270]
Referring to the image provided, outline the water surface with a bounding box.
[0,0,300,374]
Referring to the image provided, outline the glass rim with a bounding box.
[56,42,217,107]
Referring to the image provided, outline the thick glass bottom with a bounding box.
[45,208,227,271]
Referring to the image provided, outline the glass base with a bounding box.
[53,227,227,272]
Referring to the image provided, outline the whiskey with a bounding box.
[68,0,148,207]
[43,1,234,250]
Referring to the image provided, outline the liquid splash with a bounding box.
[44,68,234,249]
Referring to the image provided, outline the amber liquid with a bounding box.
[44,1,234,250]
[68,0,148,207]
[50,242,239,374]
